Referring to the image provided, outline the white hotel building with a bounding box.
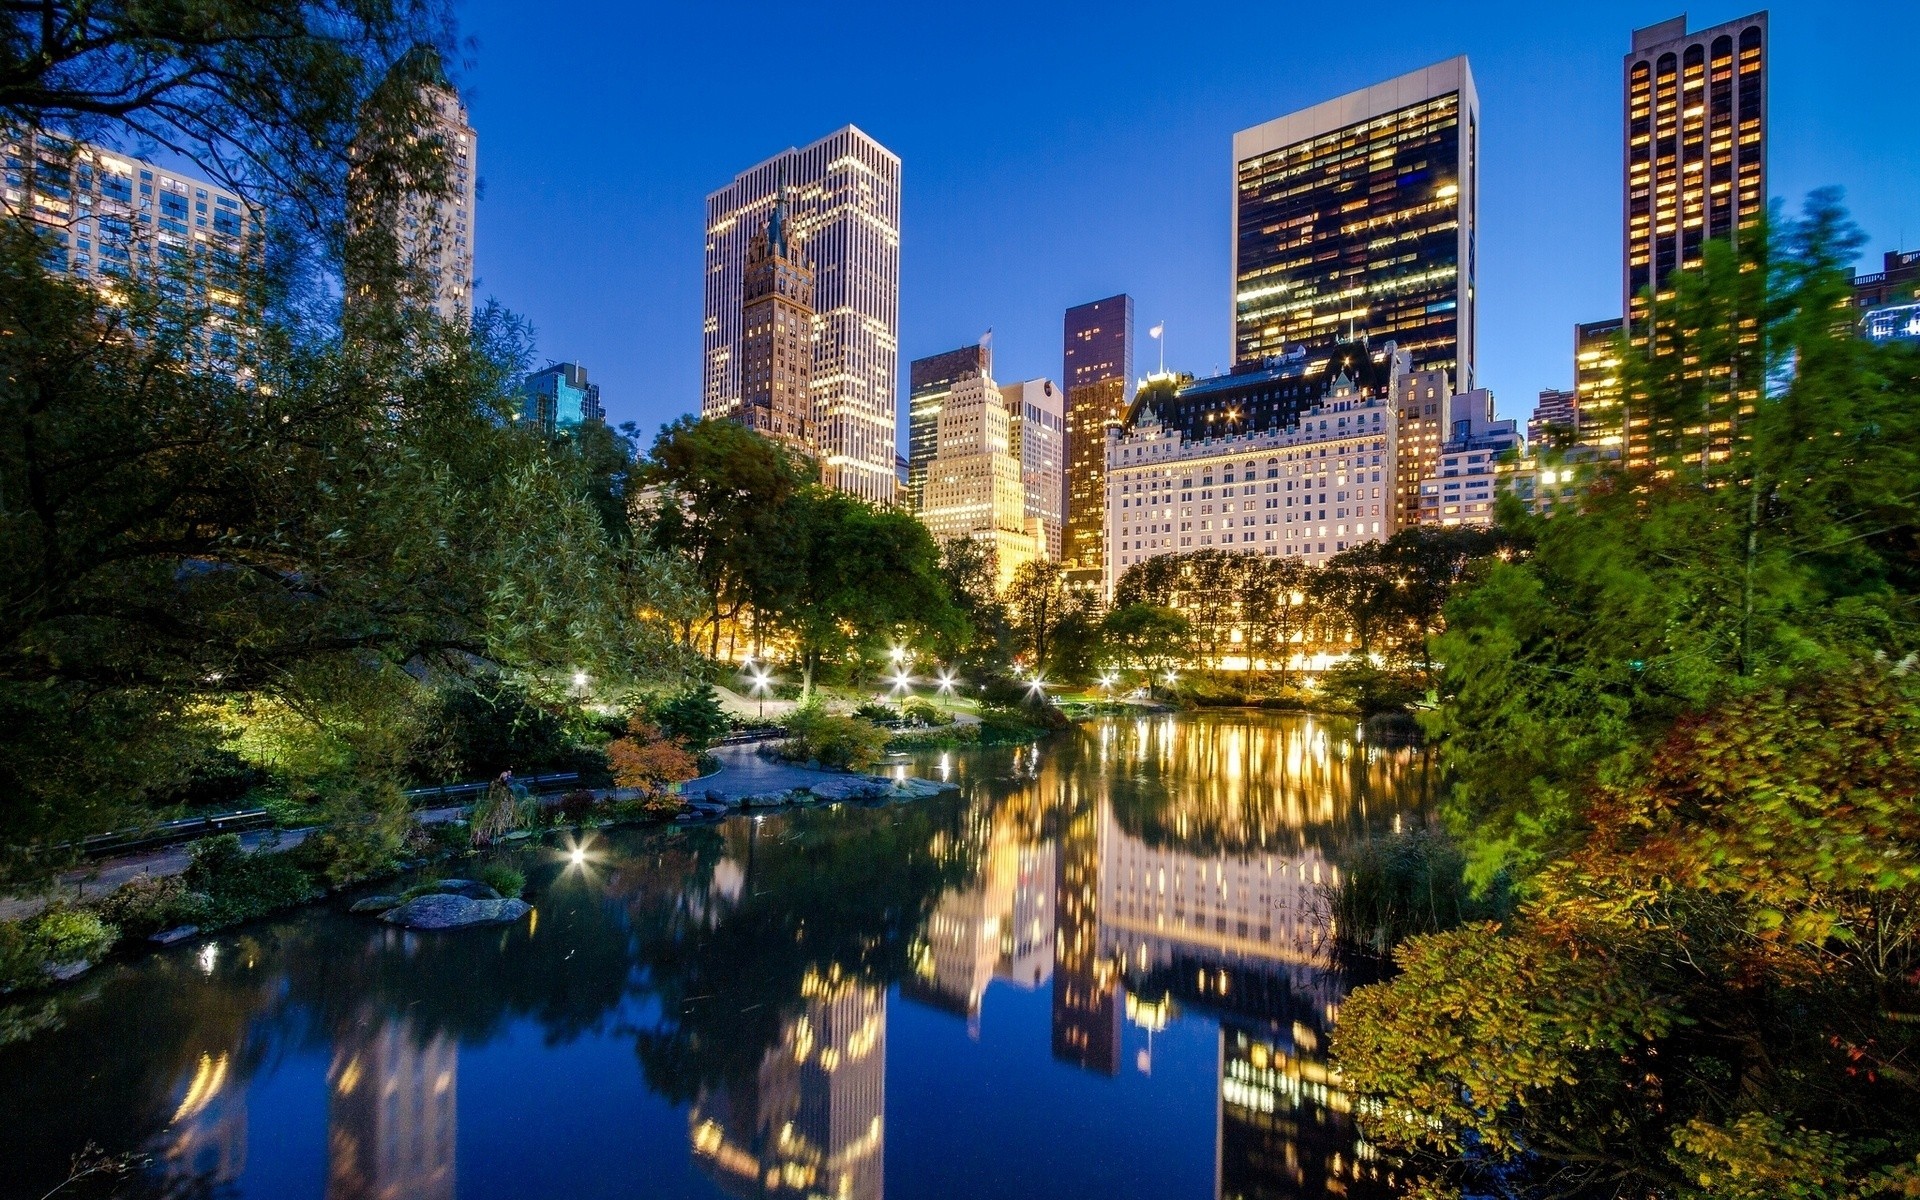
[704,126,902,505]
[1103,352,1408,596]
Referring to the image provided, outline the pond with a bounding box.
[3,711,1436,1200]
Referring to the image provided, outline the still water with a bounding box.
[4,711,1434,1200]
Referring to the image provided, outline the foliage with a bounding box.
[1334,669,1920,1199]
[478,863,526,898]
[898,697,949,727]
[774,707,889,772]
[0,906,117,990]
[853,701,901,723]
[649,684,729,751]
[934,535,1006,672]
[469,781,531,846]
[1317,654,1422,716]
[1100,604,1193,682]
[1428,195,1920,881]
[607,717,699,797]
[1324,829,1506,956]
[412,679,604,782]
[1005,559,1073,669]
[182,834,324,924]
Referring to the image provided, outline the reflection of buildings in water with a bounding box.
[327,1013,457,1200]
[904,813,1056,1031]
[157,1050,248,1186]
[691,970,886,1200]
[1217,1024,1396,1200]
[1051,795,1120,1075]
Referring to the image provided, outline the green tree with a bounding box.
[1100,603,1192,688]
[1005,558,1071,671]
[934,535,1002,673]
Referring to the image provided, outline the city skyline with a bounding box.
[453,0,1917,441]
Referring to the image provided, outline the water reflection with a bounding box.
[0,711,1424,1200]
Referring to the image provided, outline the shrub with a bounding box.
[0,906,119,990]
[650,685,729,751]
[182,834,323,926]
[853,701,900,724]
[898,697,949,727]
[777,707,889,772]
[478,863,526,897]
[608,717,700,797]
[551,788,600,824]
[1316,656,1421,716]
[470,780,531,846]
[94,875,199,938]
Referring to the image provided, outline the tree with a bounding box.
[1005,559,1071,671]
[1429,194,1920,882]
[934,535,1001,673]
[1376,526,1505,687]
[1240,557,1312,688]
[1101,604,1192,687]
[1334,669,1920,1200]
[639,416,813,658]
[1311,541,1400,657]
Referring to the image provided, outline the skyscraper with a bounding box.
[704,127,902,505]
[1062,296,1134,583]
[1528,387,1578,445]
[416,85,477,326]
[737,182,815,453]
[1001,378,1066,560]
[520,362,604,433]
[1233,57,1479,389]
[1624,13,1768,329]
[1573,318,1626,453]
[920,365,1041,591]
[907,343,992,510]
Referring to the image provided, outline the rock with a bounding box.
[349,895,401,914]
[44,959,92,981]
[426,879,501,901]
[380,893,531,930]
[149,925,200,945]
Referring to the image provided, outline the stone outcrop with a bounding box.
[379,893,530,930]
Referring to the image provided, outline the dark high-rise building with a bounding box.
[906,343,991,510]
[1624,13,1768,329]
[1063,295,1134,581]
[1529,387,1578,446]
[737,183,815,454]
[1233,58,1479,389]
[1574,319,1626,456]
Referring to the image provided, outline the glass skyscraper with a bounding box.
[906,343,991,510]
[704,126,902,505]
[1232,58,1479,390]
[1062,295,1134,578]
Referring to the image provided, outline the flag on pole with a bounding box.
[1149,323,1164,339]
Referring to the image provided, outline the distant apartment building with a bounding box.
[1233,58,1479,389]
[1501,442,1622,520]
[736,184,815,453]
[704,126,901,504]
[1105,347,1408,594]
[919,365,1041,590]
[520,361,604,433]
[413,85,477,325]
[1528,387,1578,445]
[1416,387,1520,527]
[1573,318,1626,454]
[1062,295,1135,583]
[1001,378,1066,560]
[1850,249,1920,310]
[3,133,262,361]
[907,343,992,509]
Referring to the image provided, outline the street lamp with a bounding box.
[935,670,958,711]
[749,669,772,719]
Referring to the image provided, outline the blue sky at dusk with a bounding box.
[456,0,1920,436]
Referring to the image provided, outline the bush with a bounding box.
[413,680,607,782]
[94,875,196,939]
[470,780,532,846]
[549,788,600,824]
[853,701,900,724]
[478,863,526,898]
[0,906,119,990]
[608,717,700,797]
[777,707,889,772]
[182,834,324,926]
[1316,656,1421,716]
[650,685,729,752]
[899,697,949,727]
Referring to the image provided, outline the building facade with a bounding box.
[1063,296,1135,581]
[737,184,815,452]
[1851,249,1920,310]
[3,133,263,362]
[413,85,477,326]
[1001,378,1066,560]
[1105,359,1404,594]
[1416,388,1519,527]
[907,343,992,510]
[919,368,1041,590]
[1624,13,1767,329]
[520,362,604,433]
[704,127,902,505]
[1233,58,1479,389]
[1573,318,1626,455]
[1528,387,1578,446]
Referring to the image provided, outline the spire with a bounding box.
[768,164,790,257]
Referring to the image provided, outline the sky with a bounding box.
[455,0,1920,436]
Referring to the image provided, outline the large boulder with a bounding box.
[809,775,955,803]
[380,893,530,930]
[424,879,501,900]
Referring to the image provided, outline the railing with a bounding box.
[401,771,582,807]
[78,809,274,859]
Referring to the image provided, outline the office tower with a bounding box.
[1233,58,1479,388]
[2,133,262,361]
[1528,387,1578,445]
[1052,796,1119,1075]
[1001,378,1066,559]
[1062,295,1134,583]
[907,343,992,509]
[520,361,604,433]
[704,127,902,504]
[1624,13,1767,330]
[737,183,815,452]
[920,367,1041,590]
[1416,388,1520,527]
[1573,318,1625,453]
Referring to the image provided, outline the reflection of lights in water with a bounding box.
[170,1052,230,1122]
[198,943,218,975]
[938,753,950,781]
[560,831,598,869]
